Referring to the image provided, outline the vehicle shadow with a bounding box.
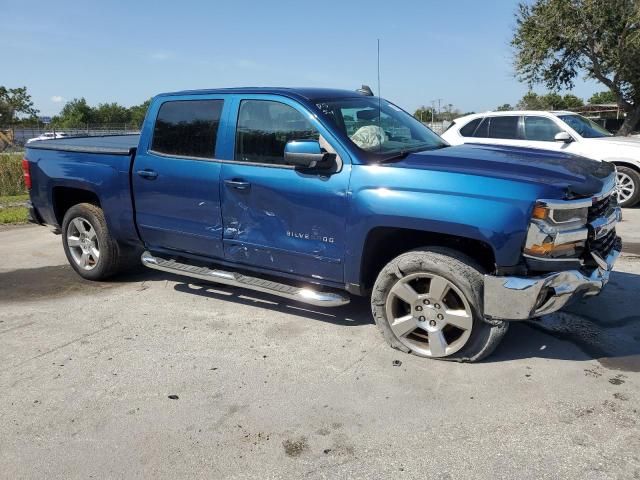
[153,269,639,370]
[173,280,374,327]
[489,269,640,371]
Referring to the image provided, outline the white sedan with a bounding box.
[441,111,640,207]
[26,132,69,144]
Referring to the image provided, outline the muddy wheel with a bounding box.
[371,247,508,362]
[62,203,128,280]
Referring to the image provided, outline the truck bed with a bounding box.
[26,134,140,155]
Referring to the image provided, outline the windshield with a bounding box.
[316,97,447,160]
[558,114,613,138]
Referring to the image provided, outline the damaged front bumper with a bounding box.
[483,239,621,320]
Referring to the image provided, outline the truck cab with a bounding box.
[24,87,622,362]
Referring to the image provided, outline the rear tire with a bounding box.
[62,203,131,280]
[371,247,508,362]
[616,166,640,208]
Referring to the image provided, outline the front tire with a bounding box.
[616,166,640,208]
[371,247,508,362]
[62,203,126,280]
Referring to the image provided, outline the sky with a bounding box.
[2,0,602,117]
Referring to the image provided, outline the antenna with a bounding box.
[377,38,382,151]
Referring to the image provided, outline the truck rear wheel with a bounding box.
[371,247,508,362]
[62,203,129,280]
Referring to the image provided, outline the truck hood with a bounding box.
[389,144,615,198]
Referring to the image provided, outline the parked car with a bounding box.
[441,111,640,208]
[26,132,69,144]
[23,88,621,362]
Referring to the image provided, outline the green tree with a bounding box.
[512,0,640,135]
[129,99,152,127]
[589,90,617,104]
[516,91,545,110]
[53,98,94,127]
[0,86,39,125]
[413,106,434,122]
[516,91,584,110]
[496,103,514,111]
[562,94,584,109]
[93,102,131,124]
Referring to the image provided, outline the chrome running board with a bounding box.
[140,251,350,307]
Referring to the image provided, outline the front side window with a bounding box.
[487,116,520,139]
[316,97,446,160]
[557,114,612,138]
[523,116,562,141]
[151,99,223,159]
[235,100,319,165]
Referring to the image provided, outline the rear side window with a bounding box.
[151,100,223,159]
[488,116,520,139]
[523,116,561,141]
[460,118,482,137]
[235,100,319,165]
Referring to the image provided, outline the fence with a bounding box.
[422,121,452,135]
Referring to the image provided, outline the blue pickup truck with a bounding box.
[24,87,621,362]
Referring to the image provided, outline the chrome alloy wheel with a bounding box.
[616,171,636,205]
[385,273,473,357]
[66,217,100,270]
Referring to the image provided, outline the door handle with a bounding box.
[224,179,251,190]
[137,169,158,180]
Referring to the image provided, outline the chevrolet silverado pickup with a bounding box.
[24,87,622,362]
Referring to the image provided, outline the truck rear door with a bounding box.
[132,95,229,258]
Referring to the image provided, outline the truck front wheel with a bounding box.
[62,203,128,281]
[371,247,508,362]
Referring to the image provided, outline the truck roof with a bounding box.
[159,87,368,102]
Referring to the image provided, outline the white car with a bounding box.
[441,111,640,207]
[26,132,69,144]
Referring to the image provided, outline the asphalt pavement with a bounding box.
[0,212,639,479]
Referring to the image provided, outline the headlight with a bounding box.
[531,202,588,226]
[524,199,590,260]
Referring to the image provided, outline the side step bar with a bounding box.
[141,251,350,307]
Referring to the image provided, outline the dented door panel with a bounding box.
[221,162,350,282]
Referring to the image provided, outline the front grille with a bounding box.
[587,194,616,222]
[588,228,618,259]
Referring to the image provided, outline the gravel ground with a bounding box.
[0,215,639,480]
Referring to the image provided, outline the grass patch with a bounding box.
[0,193,29,225]
[0,193,28,204]
[0,206,27,224]
[0,153,26,197]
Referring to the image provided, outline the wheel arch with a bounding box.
[357,226,497,293]
[52,186,101,226]
[608,159,640,174]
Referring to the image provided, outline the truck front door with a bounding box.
[220,96,351,284]
[133,96,228,258]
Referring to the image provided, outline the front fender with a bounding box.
[344,165,551,285]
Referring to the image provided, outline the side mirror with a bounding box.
[284,140,335,169]
[554,131,573,143]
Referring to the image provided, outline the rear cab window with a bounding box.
[151,99,224,159]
